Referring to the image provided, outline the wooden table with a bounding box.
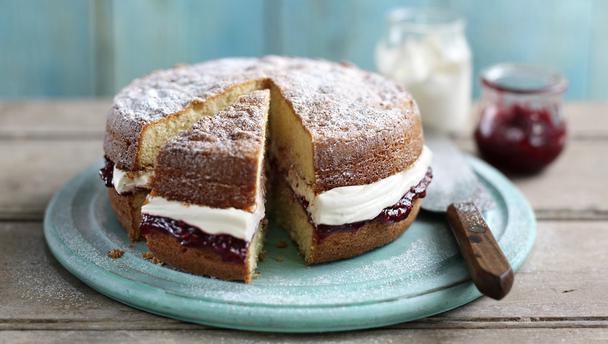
[1,101,607,343]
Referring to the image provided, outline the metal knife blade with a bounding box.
[421,132,512,300]
[422,134,493,213]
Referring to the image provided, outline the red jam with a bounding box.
[140,214,248,263]
[132,167,432,257]
[99,157,114,187]
[475,104,566,174]
[314,168,432,241]
[475,64,567,174]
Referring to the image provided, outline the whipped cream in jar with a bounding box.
[376,8,472,134]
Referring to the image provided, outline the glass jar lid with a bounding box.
[481,64,567,95]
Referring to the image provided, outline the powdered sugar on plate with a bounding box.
[43,158,535,330]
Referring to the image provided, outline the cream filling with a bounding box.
[289,146,432,226]
[112,167,153,194]
[141,190,265,242]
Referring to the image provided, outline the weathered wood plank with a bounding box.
[0,100,110,139]
[1,101,606,139]
[455,102,608,140]
[0,140,101,220]
[560,103,608,139]
[2,328,608,344]
[1,221,606,330]
[0,101,605,220]
[510,140,608,220]
[1,138,605,220]
[451,138,608,220]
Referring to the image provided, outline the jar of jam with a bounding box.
[475,64,567,174]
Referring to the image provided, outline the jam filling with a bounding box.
[99,156,114,188]
[99,157,147,195]
[311,167,433,241]
[140,214,248,263]
[116,162,430,258]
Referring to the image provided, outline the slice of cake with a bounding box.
[139,90,270,282]
[271,147,432,264]
[102,64,267,240]
[267,66,432,264]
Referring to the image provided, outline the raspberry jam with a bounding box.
[315,168,432,240]
[99,157,114,187]
[135,167,432,256]
[140,214,248,263]
[475,64,567,174]
[475,104,566,174]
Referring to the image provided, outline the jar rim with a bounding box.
[387,7,465,33]
[481,63,567,95]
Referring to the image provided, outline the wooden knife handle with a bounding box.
[447,202,514,300]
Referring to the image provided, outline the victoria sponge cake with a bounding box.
[99,56,432,282]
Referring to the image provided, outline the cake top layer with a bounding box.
[111,56,410,128]
[268,60,414,141]
[164,89,269,160]
[110,58,268,125]
[151,90,270,210]
[105,56,418,171]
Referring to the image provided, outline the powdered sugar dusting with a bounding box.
[105,56,417,170]
[164,90,269,158]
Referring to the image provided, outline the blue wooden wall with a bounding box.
[0,0,606,99]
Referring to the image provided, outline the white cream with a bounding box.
[141,191,265,242]
[112,167,153,194]
[295,146,432,226]
[376,10,472,134]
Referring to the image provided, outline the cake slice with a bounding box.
[102,67,267,241]
[139,90,270,282]
[268,72,431,264]
[271,148,432,264]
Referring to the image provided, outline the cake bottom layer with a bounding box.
[142,221,266,283]
[271,177,422,265]
[108,189,147,241]
[107,169,427,276]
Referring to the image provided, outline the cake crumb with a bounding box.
[107,249,124,259]
[142,252,154,260]
[273,255,284,262]
[276,240,288,249]
[142,252,164,265]
[258,250,266,262]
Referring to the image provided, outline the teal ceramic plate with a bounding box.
[44,156,535,333]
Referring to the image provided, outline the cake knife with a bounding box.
[422,135,514,300]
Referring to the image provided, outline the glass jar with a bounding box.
[376,7,472,134]
[475,64,568,174]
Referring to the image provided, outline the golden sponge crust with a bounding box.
[107,189,147,241]
[143,223,266,283]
